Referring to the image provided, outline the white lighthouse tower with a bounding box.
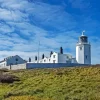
[76,31,91,64]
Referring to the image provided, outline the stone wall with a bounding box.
[0,65,10,70]
[0,63,26,70]
[10,63,26,70]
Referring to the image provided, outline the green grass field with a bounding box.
[0,66,100,100]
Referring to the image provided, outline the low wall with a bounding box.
[26,63,89,69]
[0,65,11,70]
[10,63,26,70]
[0,64,26,70]
[0,63,90,70]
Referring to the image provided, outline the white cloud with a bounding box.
[0,0,99,64]
[0,24,14,33]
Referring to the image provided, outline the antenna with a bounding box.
[38,40,40,63]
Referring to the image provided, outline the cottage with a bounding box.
[35,47,77,64]
[0,55,26,68]
[34,32,91,64]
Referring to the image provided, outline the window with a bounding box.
[16,58,18,61]
[80,47,82,50]
[66,56,69,59]
[66,61,71,63]
[44,60,46,62]
[82,37,85,41]
[86,55,88,59]
[53,60,56,63]
[53,55,56,58]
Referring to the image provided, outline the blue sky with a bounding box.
[0,0,100,64]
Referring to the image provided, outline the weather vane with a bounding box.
[82,30,85,36]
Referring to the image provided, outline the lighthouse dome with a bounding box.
[79,31,88,43]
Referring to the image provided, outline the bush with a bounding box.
[0,74,20,83]
[0,68,9,73]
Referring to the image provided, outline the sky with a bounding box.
[0,0,100,64]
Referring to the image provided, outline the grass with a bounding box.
[0,65,100,100]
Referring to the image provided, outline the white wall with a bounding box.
[34,52,73,64]
[76,44,84,64]
[71,58,77,63]
[84,44,91,64]
[10,63,26,70]
[0,61,10,69]
[58,54,72,63]
[50,52,58,63]
[42,57,48,63]
[76,43,91,64]
[0,61,7,67]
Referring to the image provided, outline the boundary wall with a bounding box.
[26,63,89,69]
[0,63,90,70]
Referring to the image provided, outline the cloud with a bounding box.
[0,51,38,62]
[0,50,53,62]
[0,0,99,64]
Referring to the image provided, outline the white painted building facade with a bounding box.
[35,32,91,64]
[0,55,27,68]
[76,32,91,64]
[0,32,91,70]
[35,49,77,64]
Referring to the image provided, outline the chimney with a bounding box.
[29,57,31,62]
[35,56,37,61]
[60,47,63,54]
[42,54,44,59]
[50,51,53,57]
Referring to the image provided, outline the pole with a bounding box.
[38,41,40,63]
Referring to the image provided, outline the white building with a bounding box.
[35,47,77,63]
[0,32,91,69]
[34,32,91,64]
[76,31,91,64]
[0,55,27,67]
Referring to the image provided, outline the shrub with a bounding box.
[0,68,9,73]
[0,74,20,83]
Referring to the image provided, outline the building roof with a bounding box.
[0,60,5,63]
[0,55,16,63]
[0,55,27,63]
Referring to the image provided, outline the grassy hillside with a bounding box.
[0,66,100,100]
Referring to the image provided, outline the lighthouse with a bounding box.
[76,31,91,64]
